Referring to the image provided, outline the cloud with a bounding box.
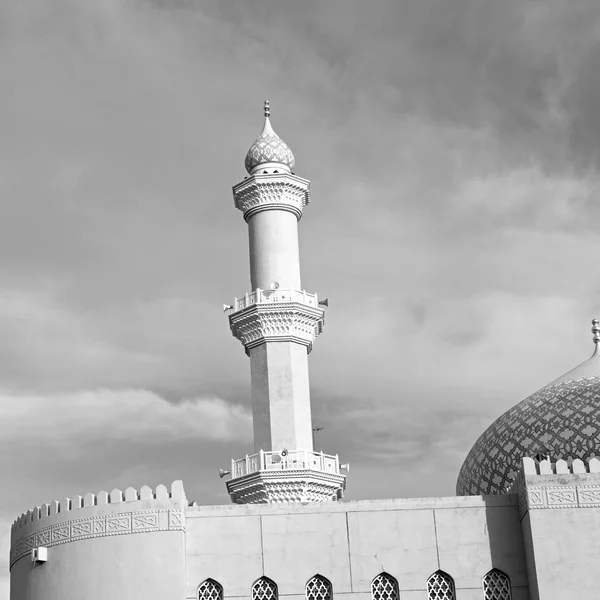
[0,0,600,543]
[0,389,252,448]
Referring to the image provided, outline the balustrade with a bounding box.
[233,288,318,312]
[231,450,339,479]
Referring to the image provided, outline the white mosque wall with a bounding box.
[10,481,187,600]
[512,457,600,600]
[186,495,529,600]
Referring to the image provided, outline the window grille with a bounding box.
[253,577,278,600]
[483,569,512,600]
[306,575,332,600]
[198,579,223,600]
[427,571,455,600]
[371,572,399,600]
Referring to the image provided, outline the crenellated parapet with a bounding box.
[10,481,187,569]
[507,456,600,520]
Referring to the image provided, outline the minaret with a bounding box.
[222,101,347,504]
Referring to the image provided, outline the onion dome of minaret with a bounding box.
[456,319,600,496]
[244,100,295,175]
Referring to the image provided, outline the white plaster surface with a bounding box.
[184,495,527,599]
[250,342,313,452]
[435,505,527,589]
[346,508,438,591]
[11,531,185,600]
[248,210,301,291]
[526,507,600,600]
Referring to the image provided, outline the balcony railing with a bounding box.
[233,288,319,312]
[231,450,340,479]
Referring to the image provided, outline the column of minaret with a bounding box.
[221,102,347,504]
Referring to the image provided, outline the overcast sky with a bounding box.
[2,0,600,592]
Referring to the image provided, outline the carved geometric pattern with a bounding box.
[427,571,455,600]
[252,576,278,600]
[229,303,324,352]
[71,520,93,537]
[483,569,512,600]
[245,131,295,174]
[306,575,332,600]
[226,470,346,504]
[198,579,223,600]
[457,377,600,495]
[106,516,130,531]
[132,514,158,530]
[371,572,399,600]
[10,510,184,569]
[517,484,600,516]
[234,176,310,221]
[577,486,600,505]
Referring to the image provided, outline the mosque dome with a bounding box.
[244,100,295,175]
[456,320,600,496]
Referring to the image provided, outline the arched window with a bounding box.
[306,574,333,600]
[427,571,455,600]
[198,579,223,600]
[253,576,278,600]
[371,572,399,600]
[483,569,512,600]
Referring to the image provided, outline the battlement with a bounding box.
[522,456,600,477]
[507,457,600,519]
[11,481,186,536]
[10,481,187,568]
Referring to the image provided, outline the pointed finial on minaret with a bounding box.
[592,319,600,344]
[264,100,270,118]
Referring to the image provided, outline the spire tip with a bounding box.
[593,319,600,344]
[264,100,270,118]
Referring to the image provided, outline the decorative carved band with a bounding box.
[229,302,325,354]
[226,469,346,504]
[9,509,184,569]
[233,173,310,222]
[517,485,600,520]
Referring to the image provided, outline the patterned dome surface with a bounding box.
[244,113,295,174]
[457,340,600,496]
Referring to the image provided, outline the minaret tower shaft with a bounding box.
[223,101,347,504]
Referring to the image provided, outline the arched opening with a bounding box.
[198,578,223,600]
[252,576,278,600]
[371,572,399,600]
[483,569,512,600]
[305,574,332,600]
[427,570,455,600]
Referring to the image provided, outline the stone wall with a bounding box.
[186,495,529,600]
[10,481,187,600]
[511,456,600,600]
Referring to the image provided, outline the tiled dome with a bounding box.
[244,101,295,175]
[456,320,600,496]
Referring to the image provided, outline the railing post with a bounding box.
[320,450,324,472]
[231,458,235,478]
[335,454,339,474]
[256,288,262,303]
[305,449,309,469]
[303,289,307,304]
[259,449,264,471]
[245,454,249,476]
[244,292,249,308]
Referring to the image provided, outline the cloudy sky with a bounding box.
[2,0,600,591]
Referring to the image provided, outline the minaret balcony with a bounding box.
[233,288,319,311]
[228,288,325,353]
[225,450,347,504]
[231,449,340,478]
